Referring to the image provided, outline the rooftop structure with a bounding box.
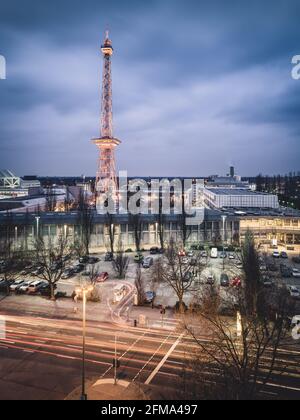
[204,187,279,210]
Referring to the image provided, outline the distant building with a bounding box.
[204,188,279,210]
[0,170,41,198]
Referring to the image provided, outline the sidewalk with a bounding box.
[66,378,148,400]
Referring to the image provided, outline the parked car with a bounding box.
[183,272,193,283]
[96,272,109,283]
[10,279,25,292]
[292,268,300,278]
[187,251,194,258]
[292,256,300,264]
[267,263,278,272]
[262,276,274,288]
[206,274,215,285]
[61,268,75,279]
[210,248,218,259]
[0,279,9,292]
[40,283,56,296]
[280,251,288,259]
[18,280,35,293]
[231,277,241,287]
[182,257,190,265]
[142,257,153,269]
[220,273,230,287]
[79,256,90,264]
[28,281,45,294]
[280,265,292,278]
[178,250,186,257]
[228,253,235,260]
[259,263,267,271]
[88,256,100,264]
[134,253,144,263]
[201,251,208,258]
[219,251,227,259]
[273,251,280,258]
[150,247,160,255]
[104,252,114,262]
[20,265,34,276]
[288,286,300,300]
[32,266,44,276]
[144,291,155,304]
[73,264,85,274]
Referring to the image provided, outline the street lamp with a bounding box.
[35,216,40,238]
[75,284,94,401]
[14,226,18,247]
[221,215,227,271]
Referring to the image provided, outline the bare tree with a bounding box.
[159,238,202,313]
[31,235,71,300]
[183,283,293,400]
[105,212,116,256]
[113,238,129,279]
[45,187,57,212]
[130,214,143,253]
[240,229,264,316]
[157,196,165,251]
[76,190,94,256]
[135,265,145,305]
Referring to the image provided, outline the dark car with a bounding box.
[40,283,57,297]
[61,268,75,279]
[0,279,9,292]
[280,265,292,278]
[88,257,100,264]
[104,252,114,262]
[150,247,160,255]
[280,252,288,259]
[73,264,85,274]
[220,273,230,287]
[144,291,155,304]
[267,263,278,272]
[292,256,300,264]
[79,256,90,264]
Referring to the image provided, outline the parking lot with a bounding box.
[1,247,300,313]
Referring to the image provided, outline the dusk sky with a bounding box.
[0,0,299,178]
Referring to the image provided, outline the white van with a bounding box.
[210,248,218,258]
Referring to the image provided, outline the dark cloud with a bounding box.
[0,0,299,177]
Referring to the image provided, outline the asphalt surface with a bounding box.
[0,307,300,400]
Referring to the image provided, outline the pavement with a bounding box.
[66,378,148,400]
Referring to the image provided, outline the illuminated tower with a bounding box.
[92,31,121,196]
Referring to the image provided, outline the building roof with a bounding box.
[205,188,272,196]
[0,169,17,178]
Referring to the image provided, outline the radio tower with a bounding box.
[92,31,121,197]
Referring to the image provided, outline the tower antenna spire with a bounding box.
[92,31,121,198]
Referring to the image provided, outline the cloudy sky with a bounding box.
[0,0,299,177]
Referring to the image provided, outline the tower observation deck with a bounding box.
[92,31,121,196]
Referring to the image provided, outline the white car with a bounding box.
[228,253,235,260]
[10,279,25,292]
[182,257,190,265]
[18,280,35,293]
[292,269,300,278]
[288,286,300,300]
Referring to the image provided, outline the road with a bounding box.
[0,308,300,400]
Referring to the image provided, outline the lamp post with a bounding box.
[221,215,227,271]
[14,226,18,247]
[75,285,93,401]
[35,216,40,238]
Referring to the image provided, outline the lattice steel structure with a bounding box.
[92,31,121,195]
